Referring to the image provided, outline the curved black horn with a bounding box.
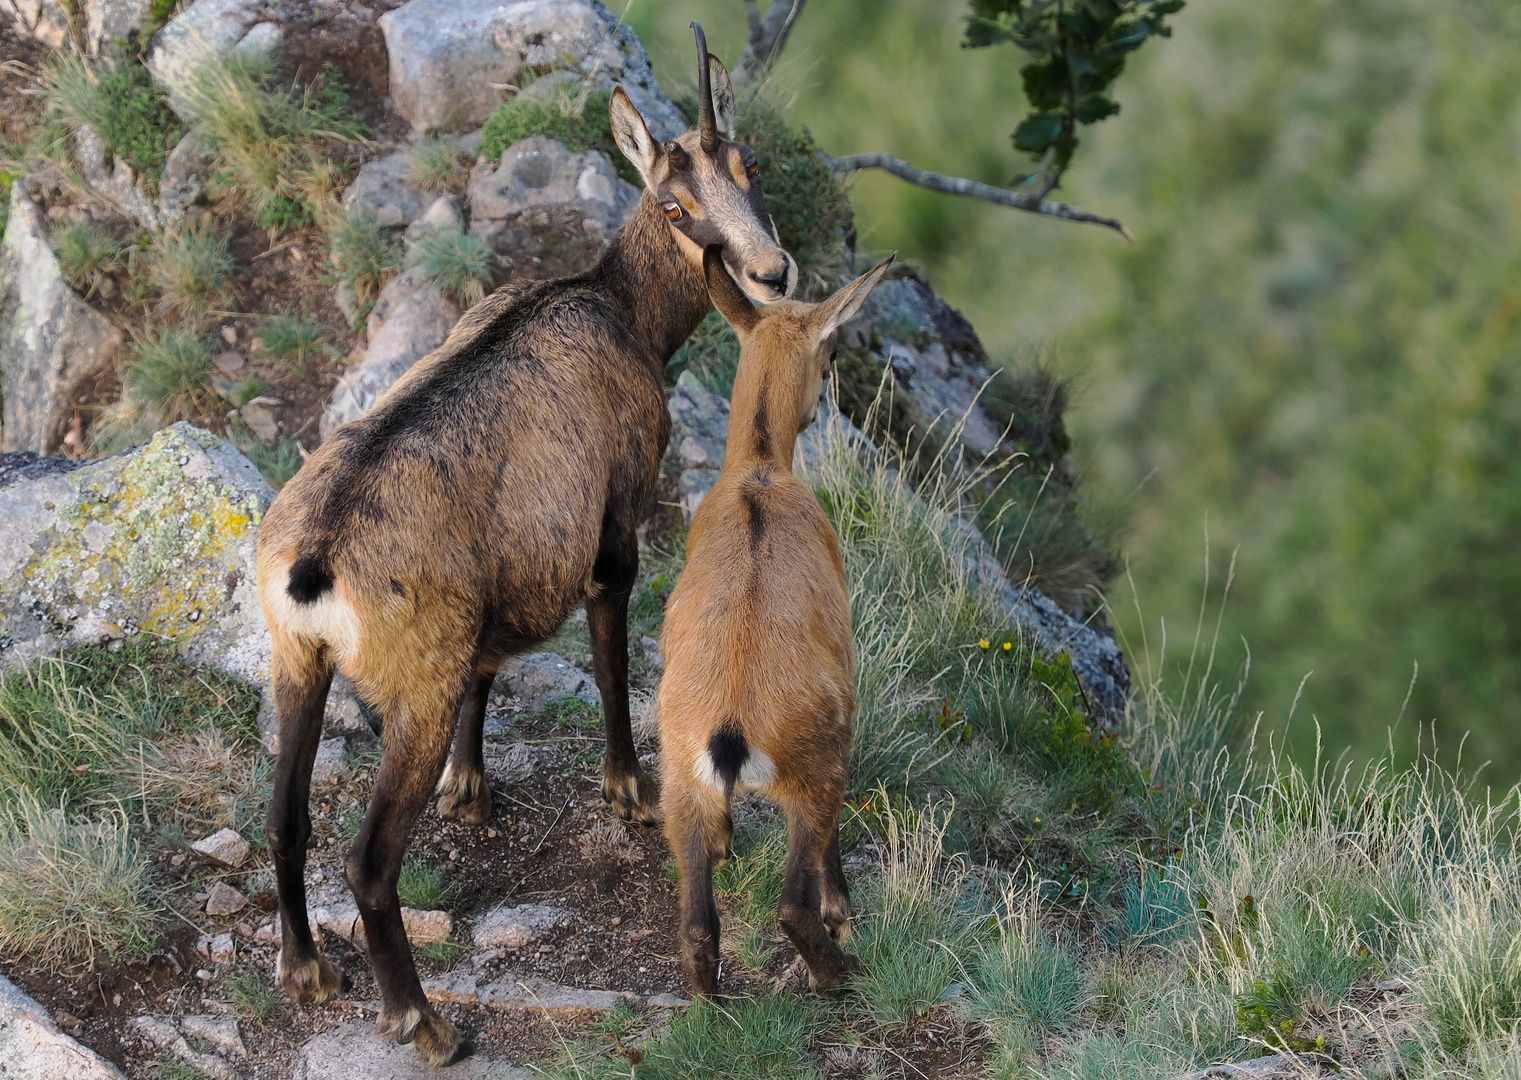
[692,21,718,153]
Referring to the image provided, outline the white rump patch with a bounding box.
[262,566,361,664]
[695,746,777,795]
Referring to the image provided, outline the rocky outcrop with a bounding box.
[378,0,683,137]
[340,150,434,229]
[0,423,271,684]
[0,182,125,455]
[296,1021,530,1080]
[75,126,162,229]
[319,267,460,437]
[156,128,216,226]
[84,0,155,55]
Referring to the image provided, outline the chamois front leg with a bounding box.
[266,638,349,1004]
[347,683,469,1068]
[589,539,659,824]
[437,668,496,825]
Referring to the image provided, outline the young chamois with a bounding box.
[657,246,895,996]
[255,27,797,1067]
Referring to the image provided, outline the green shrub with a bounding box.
[122,326,217,426]
[397,859,448,910]
[39,54,182,184]
[218,965,286,1027]
[638,994,824,1080]
[407,228,495,307]
[478,82,639,185]
[146,219,237,321]
[327,209,399,317]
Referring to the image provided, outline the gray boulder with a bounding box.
[75,126,161,229]
[0,0,71,47]
[319,267,460,438]
[148,0,280,111]
[0,975,128,1080]
[0,423,272,685]
[490,651,599,713]
[295,1021,528,1080]
[340,151,433,229]
[379,0,684,138]
[0,182,125,455]
[85,0,155,55]
[157,127,217,226]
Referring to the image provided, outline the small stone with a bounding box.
[54,1010,83,1035]
[209,933,235,963]
[240,396,283,442]
[401,907,452,946]
[609,916,621,927]
[1376,978,1409,993]
[195,969,212,982]
[647,993,688,1009]
[448,848,460,861]
[214,350,245,373]
[192,828,250,869]
[205,882,249,917]
[254,921,278,945]
[220,325,238,345]
[473,903,566,948]
[171,852,187,868]
[131,1015,181,1049]
[475,977,632,1016]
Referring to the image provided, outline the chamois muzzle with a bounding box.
[693,22,719,154]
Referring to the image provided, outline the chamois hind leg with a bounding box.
[778,789,860,994]
[437,668,496,825]
[267,632,348,1003]
[662,776,730,996]
[589,534,659,824]
[347,679,469,1067]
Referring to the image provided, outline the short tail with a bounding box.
[286,553,334,604]
[707,721,749,796]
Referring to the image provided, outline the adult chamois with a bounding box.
[255,26,797,1066]
[657,246,894,997]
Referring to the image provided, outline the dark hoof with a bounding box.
[378,1005,470,1066]
[602,763,660,825]
[436,761,492,825]
[277,952,346,1004]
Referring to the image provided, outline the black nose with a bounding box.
[749,267,789,293]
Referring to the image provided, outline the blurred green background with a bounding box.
[622,0,1521,784]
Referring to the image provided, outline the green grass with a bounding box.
[638,995,825,1080]
[414,940,462,967]
[327,208,400,319]
[254,315,332,377]
[51,220,127,299]
[218,965,286,1027]
[146,220,237,322]
[149,1058,215,1080]
[407,227,495,308]
[121,326,218,428]
[39,53,183,185]
[405,137,468,194]
[245,438,306,488]
[396,858,448,910]
[175,48,363,231]
[477,81,640,185]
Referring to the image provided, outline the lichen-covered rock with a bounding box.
[0,181,125,456]
[0,975,128,1080]
[379,0,683,138]
[489,651,599,713]
[0,423,272,685]
[75,126,162,230]
[85,0,155,55]
[157,127,217,226]
[468,136,638,255]
[340,151,433,229]
[319,268,460,438]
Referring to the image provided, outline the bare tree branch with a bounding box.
[824,151,1134,240]
[736,0,806,84]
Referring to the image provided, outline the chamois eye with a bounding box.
[662,201,684,221]
[745,159,760,179]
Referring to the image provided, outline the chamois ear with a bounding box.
[707,54,736,140]
[812,254,895,346]
[703,245,760,336]
[609,85,661,187]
